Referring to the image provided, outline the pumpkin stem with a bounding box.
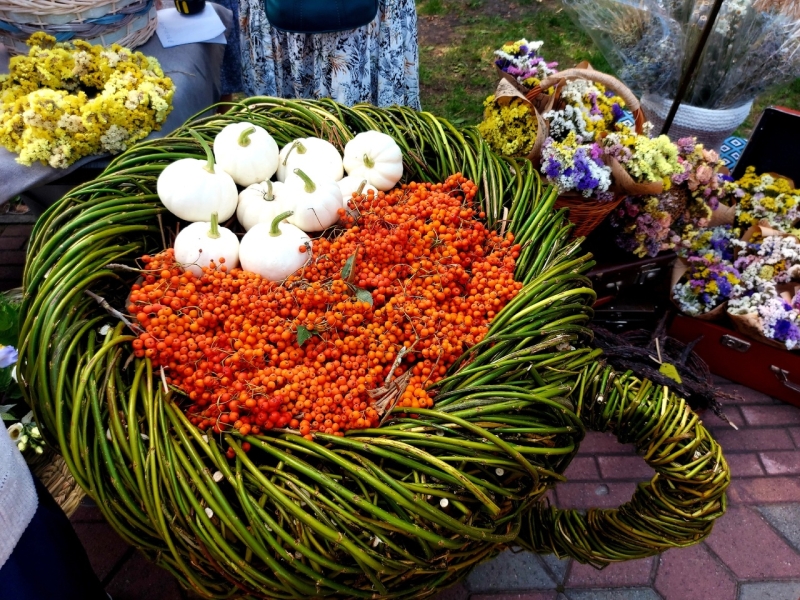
[264,180,274,201]
[238,126,256,147]
[293,169,316,193]
[270,211,294,237]
[282,140,307,166]
[363,153,375,169]
[356,180,367,195]
[188,129,216,174]
[208,213,221,239]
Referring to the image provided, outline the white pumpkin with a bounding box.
[237,180,287,231]
[337,176,378,210]
[173,213,240,277]
[157,130,238,222]
[213,122,280,186]
[277,137,344,183]
[239,211,312,281]
[343,130,403,191]
[283,169,343,232]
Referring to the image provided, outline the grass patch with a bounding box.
[416,0,610,125]
[416,0,800,141]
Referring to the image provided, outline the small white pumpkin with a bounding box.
[157,130,238,222]
[213,122,280,186]
[237,180,287,231]
[277,137,344,183]
[343,130,403,191]
[284,168,343,232]
[239,211,311,281]
[173,213,240,277]
[337,176,378,210]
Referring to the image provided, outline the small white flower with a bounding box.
[204,507,214,519]
[99,325,112,335]
[30,426,41,439]
[7,422,23,441]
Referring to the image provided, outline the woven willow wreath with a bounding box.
[18,98,730,599]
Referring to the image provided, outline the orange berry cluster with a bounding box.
[128,174,522,442]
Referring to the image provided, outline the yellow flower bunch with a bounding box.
[0,33,174,168]
[478,95,538,157]
[728,166,800,235]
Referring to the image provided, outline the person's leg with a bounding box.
[0,477,107,600]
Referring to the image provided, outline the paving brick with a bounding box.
[758,505,800,553]
[0,265,23,278]
[563,456,600,481]
[540,554,570,585]
[1,250,25,264]
[575,431,636,455]
[760,451,800,475]
[705,507,800,579]
[0,236,27,250]
[69,504,107,523]
[470,593,557,600]
[728,477,800,504]
[554,482,637,510]
[701,406,745,430]
[1,224,33,236]
[566,589,661,600]
[713,428,795,452]
[739,581,800,600]
[655,544,736,600]
[596,455,655,481]
[567,556,653,587]
[789,427,800,448]
[717,384,776,405]
[466,550,555,592]
[741,405,800,427]
[71,521,130,581]
[105,551,184,600]
[433,582,469,600]
[725,452,765,477]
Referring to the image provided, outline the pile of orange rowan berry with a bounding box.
[128,174,522,441]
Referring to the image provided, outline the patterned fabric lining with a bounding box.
[236,0,420,109]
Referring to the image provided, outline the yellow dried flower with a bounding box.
[0,33,174,168]
[477,95,538,157]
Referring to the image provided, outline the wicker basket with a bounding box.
[26,447,85,518]
[0,0,157,54]
[529,67,657,239]
[554,192,623,239]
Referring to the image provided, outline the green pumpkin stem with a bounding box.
[188,129,216,174]
[293,169,316,193]
[264,180,274,201]
[363,153,375,169]
[282,140,307,166]
[208,213,220,239]
[238,126,256,147]
[270,211,294,236]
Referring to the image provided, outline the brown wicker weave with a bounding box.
[26,448,85,518]
[555,192,623,239]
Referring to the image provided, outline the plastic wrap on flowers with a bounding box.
[18,98,730,599]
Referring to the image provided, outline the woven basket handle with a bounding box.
[534,68,646,134]
[517,367,730,566]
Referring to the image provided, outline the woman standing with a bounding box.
[236,0,420,109]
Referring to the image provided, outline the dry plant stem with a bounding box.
[85,290,142,334]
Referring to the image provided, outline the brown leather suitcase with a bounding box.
[669,313,800,407]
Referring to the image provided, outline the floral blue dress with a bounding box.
[236,0,420,109]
